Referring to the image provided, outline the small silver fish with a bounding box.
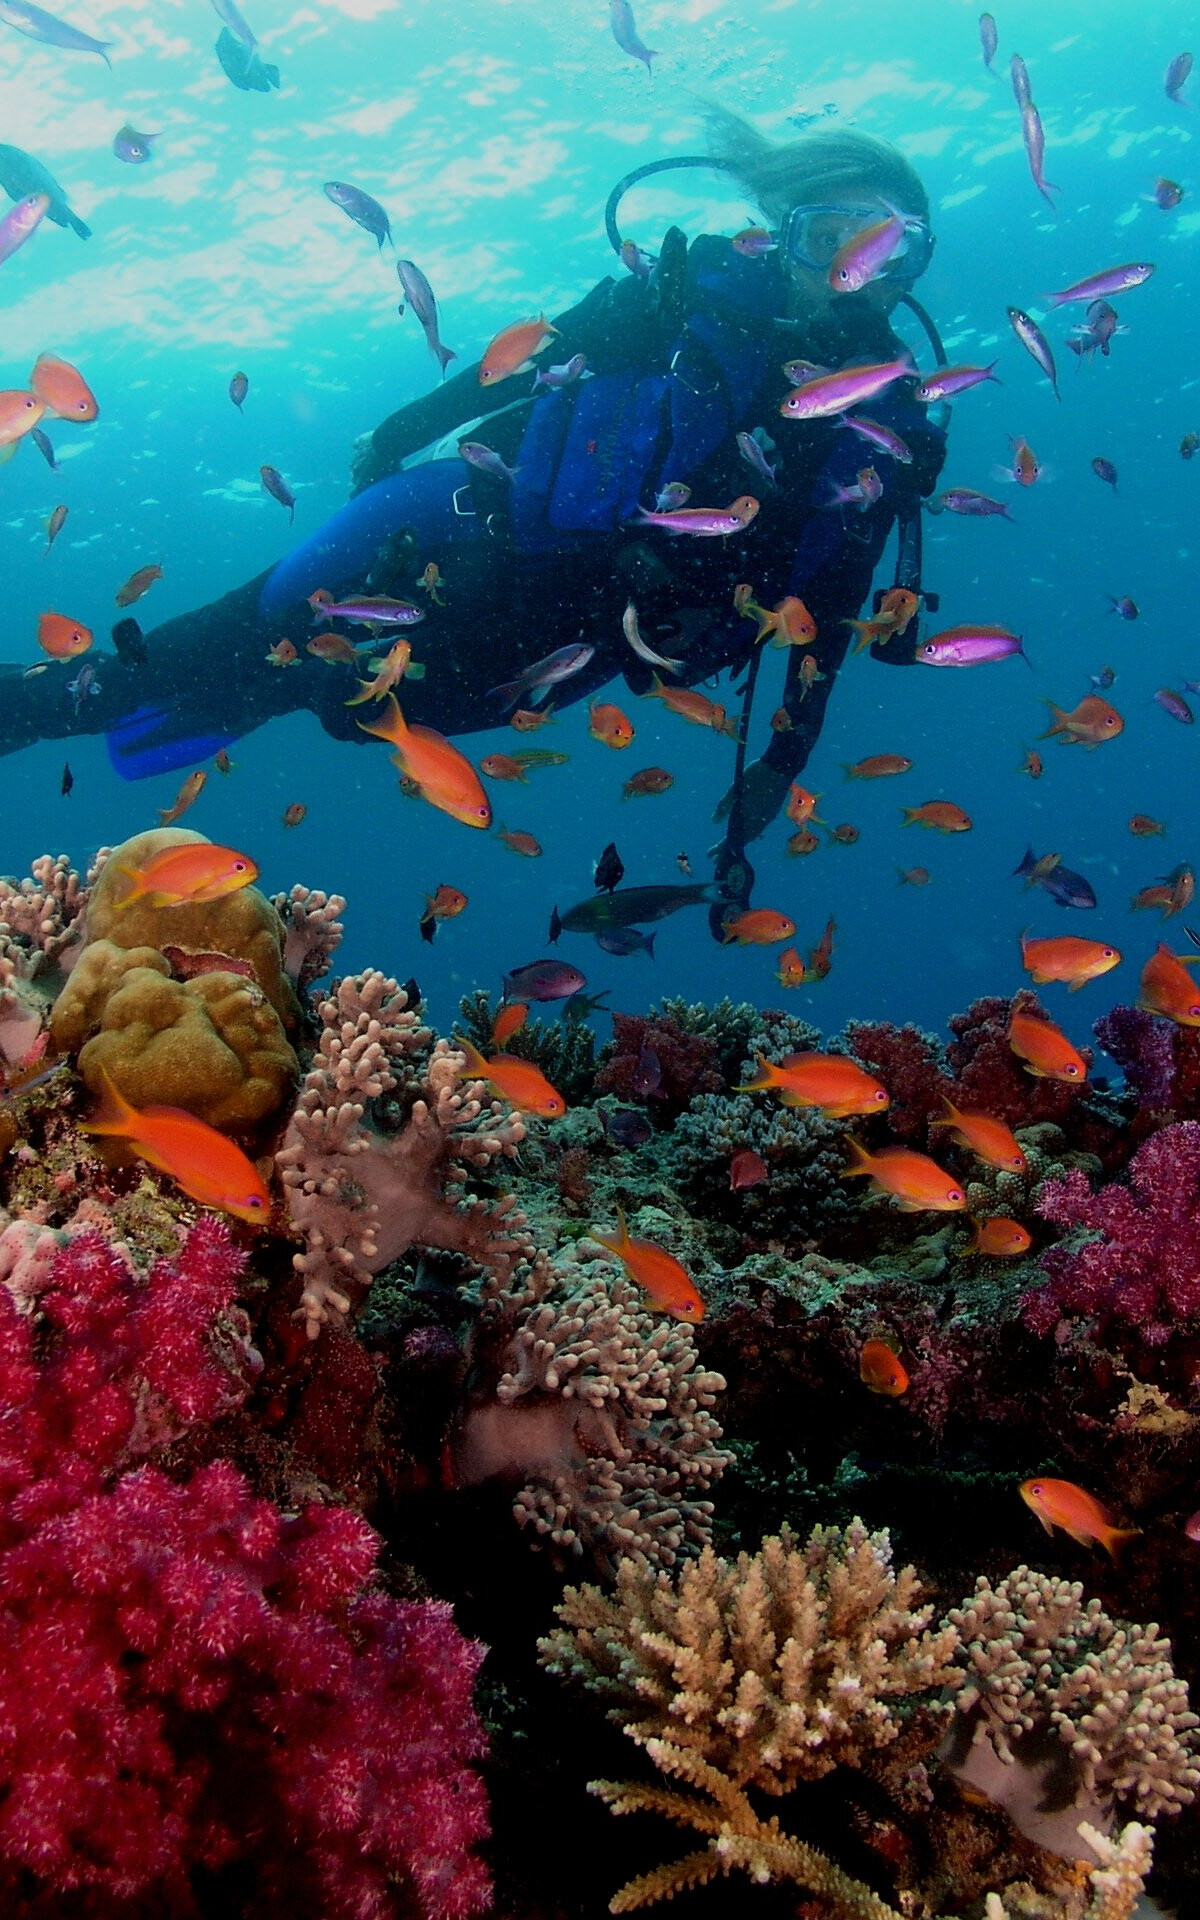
[736,431,777,488]
[654,481,691,512]
[622,601,683,674]
[260,464,295,521]
[324,180,392,250]
[396,258,455,375]
[211,0,257,46]
[0,0,112,64]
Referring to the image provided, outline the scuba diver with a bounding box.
[0,106,948,927]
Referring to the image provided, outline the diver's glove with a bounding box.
[711,755,794,844]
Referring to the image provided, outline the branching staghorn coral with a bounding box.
[984,1822,1154,1920]
[944,1566,1200,1859]
[540,1520,961,1911]
[450,1248,730,1574]
[276,970,530,1336]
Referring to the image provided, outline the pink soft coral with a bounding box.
[1024,1121,1200,1352]
[0,1220,491,1919]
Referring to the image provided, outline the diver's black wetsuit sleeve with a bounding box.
[352,272,663,495]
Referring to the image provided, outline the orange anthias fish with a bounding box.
[775,946,806,988]
[79,1071,270,1223]
[902,800,972,832]
[1129,815,1165,838]
[115,840,258,910]
[845,754,912,780]
[345,640,419,706]
[1007,436,1041,486]
[962,1217,1032,1258]
[115,564,163,608]
[307,630,359,664]
[510,706,556,732]
[842,1139,967,1212]
[479,315,559,386]
[721,908,796,946]
[644,677,739,737]
[31,352,98,421]
[785,784,823,828]
[491,1002,529,1048]
[736,1052,889,1118]
[590,1204,704,1322]
[589,701,635,748]
[878,586,919,633]
[419,884,468,942]
[859,1339,909,1396]
[931,1099,1027,1172]
[1019,746,1043,779]
[1132,868,1195,917]
[787,828,820,857]
[1008,1009,1088,1082]
[1020,933,1122,991]
[416,561,446,603]
[496,827,542,857]
[265,639,298,668]
[37,611,93,659]
[763,596,818,647]
[481,753,530,782]
[1138,944,1200,1026]
[455,1037,565,1116]
[1019,1477,1140,1559]
[802,916,836,981]
[1040,695,1124,747]
[157,769,207,826]
[358,694,491,828]
[844,614,901,654]
[0,389,45,446]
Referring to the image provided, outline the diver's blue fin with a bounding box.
[106,704,239,781]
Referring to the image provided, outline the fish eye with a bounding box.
[245,1194,265,1210]
[949,1189,965,1204]
[1065,1064,1079,1076]
[234,860,248,872]
[1030,1482,1044,1495]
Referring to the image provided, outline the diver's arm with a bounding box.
[351,270,664,495]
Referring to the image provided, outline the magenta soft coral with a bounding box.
[1023,1121,1200,1352]
[0,1221,490,1919]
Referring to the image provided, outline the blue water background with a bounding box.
[0,0,1196,1052]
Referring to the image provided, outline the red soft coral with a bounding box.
[0,1221,490,1920]
[596,1011,723,1114]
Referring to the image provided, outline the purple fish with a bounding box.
[824,466,882,513]
[916,625,1028,667]
[609,0,657,73]
[1090,665,1116,691]
[1020,101,1059,211]
[229,370,248,412]
[67,661,98,715]
[633,500,758,535]
[1165,51,1193,103]
[828,210,906,293]
[260,464,295,521]
[736,431,777,487]
[0,191,47,266]
[0,0,111,63]
[1155,687,1194,724]
[532,352,587,391]
[396,258,456,376]
[1092,457,1118,492]
[324,181,392,250]
[1107,595,1137,620]
[601,1107,653,1149]
[631,1045,663,1099]
[841,415,912,463]
[780,357,911,421]
[1154,178,1184,210]
[1048,263,1154,307]
[1006,307,1059,401]
[311,593,423,627]
[1013,845,1097,910]
[459,441,518,484]
[487,642,595,708]
[1010,52,1032,108]
[112,124,157,165]
[502,959,586,1002]
[930,486,1013,519]
[915,362,999,403]
[979,12,998,70]
[211,0,256,46]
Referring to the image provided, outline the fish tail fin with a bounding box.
[66,211,92,240]
[592,1205,631,1257]
[357,692,406,745]
[1100,1526,1142,1561]
[344,681,379,707]
[435,344,457,376]
[929,1096,958,1131]
[111,864,147,910]
[733,1052,777,1093]
[840,1135,875,1179]
[900,808,917,826]
[454,1037,489,1081]
[78,1069,137,1138]
[645,931,657,961]
[1040,701,1066,737]
[487,677,522,706]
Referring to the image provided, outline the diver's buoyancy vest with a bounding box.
[507,237,786,553]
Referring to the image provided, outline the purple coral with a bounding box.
[0,1217,491,1918]
[1094,1004,1176,1111]
[1024,1121,1200,1347]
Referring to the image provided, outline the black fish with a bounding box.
[547,903,562,945]
[593,842,625,894]
[1012,845,1097,910]
[560,881,717,933]
[401,976,422,1006]
[60,760,73,797]
[601,1107,652,1148]
[111,617,147,667]
[563,988,611,1026]
[0,143,89,238]
[30,426,58,470]
[214,26,280,90]
[419,912,436,944]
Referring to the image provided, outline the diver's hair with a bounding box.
[697,98,931,228]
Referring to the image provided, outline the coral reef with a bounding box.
[51,829,300,1128]
[456,988,600,1107]
[596,1008,725,1116]
[450,1242,730,1573]
[277,970,530,1335]
[0,1218,491,1919]
[0,851,90,1062]
[271,882,347,990]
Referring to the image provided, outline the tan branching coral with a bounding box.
[276,970,530,1336]
[271,883,346,990]
[984,1822,1154,1920]
[453,1255,729,1573]
[0,853,91,1063]
[944,1566,1200,1859]
[541,1521,960,1910]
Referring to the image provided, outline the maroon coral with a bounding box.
[596,1012,723,1114]
[844,1019,951,1141]
[0,1220,491,1919]
[1024,1121,1200,1351]
[946,992,1088,1128]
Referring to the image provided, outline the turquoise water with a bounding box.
[0,0,1196,1045]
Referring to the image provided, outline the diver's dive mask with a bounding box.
[781,202,935,283]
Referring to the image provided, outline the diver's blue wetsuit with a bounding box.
[0,233,946,823]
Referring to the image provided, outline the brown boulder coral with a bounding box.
[50,829,298,1130]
